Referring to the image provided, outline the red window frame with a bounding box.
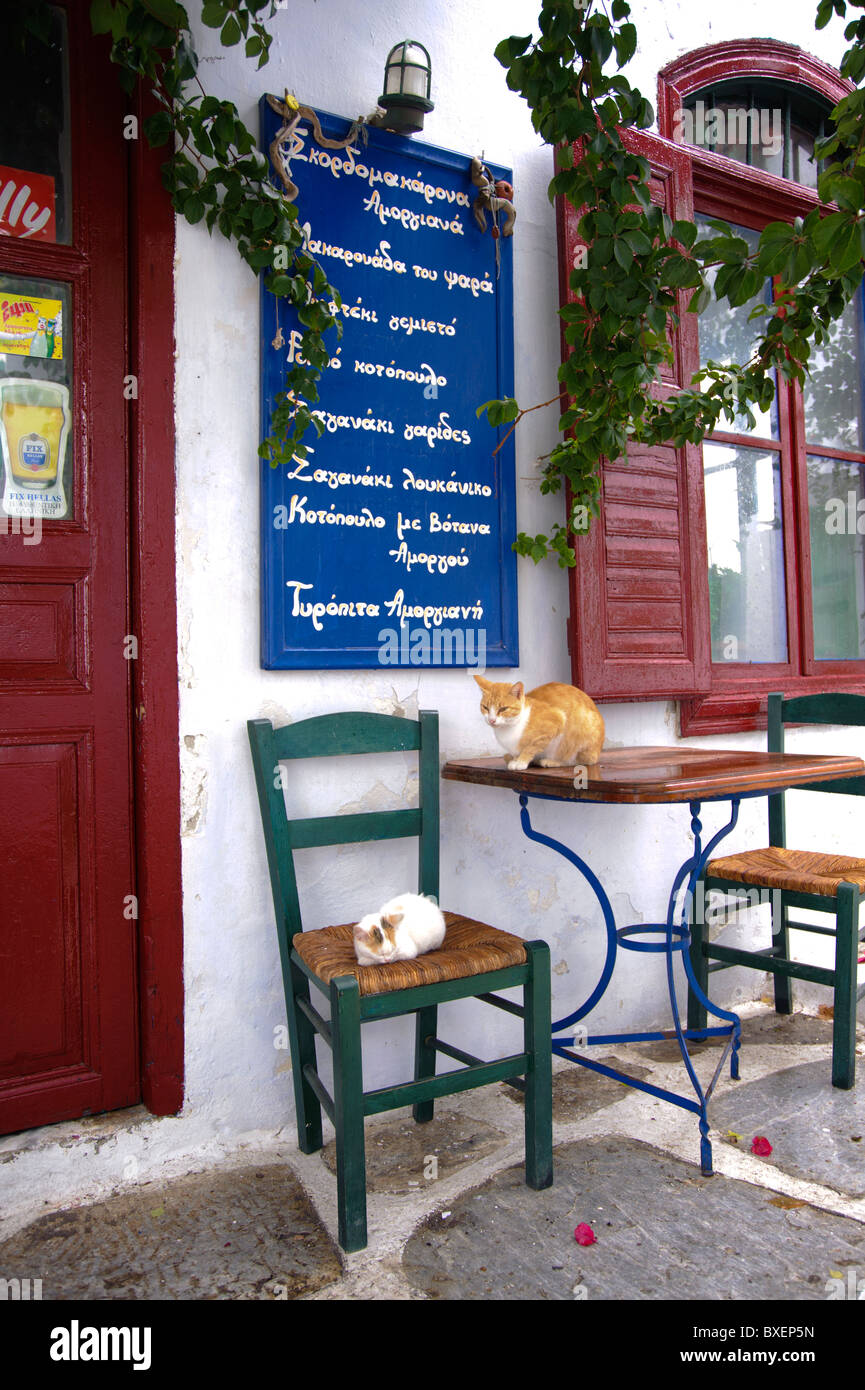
[664,43,862,734]
[561,41,864,735]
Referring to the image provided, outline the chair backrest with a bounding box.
[247,711,440,955]
[767,691,865,845]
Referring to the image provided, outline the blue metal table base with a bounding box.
[518,792,743,1175]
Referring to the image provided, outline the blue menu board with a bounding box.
[260,100,518,669]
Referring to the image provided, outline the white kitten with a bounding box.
[353,892,446,965]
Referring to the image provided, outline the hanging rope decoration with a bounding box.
[470,156,516,275]
[266,92,379,349]
[266,91,376,202]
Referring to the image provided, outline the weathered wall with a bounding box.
[7,2,861,1228]
[174,0,864,1136]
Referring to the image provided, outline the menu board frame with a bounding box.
[259,100,519,670]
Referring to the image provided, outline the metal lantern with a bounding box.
[377,41,434,134]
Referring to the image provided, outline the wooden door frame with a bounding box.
[127,83,183,1117]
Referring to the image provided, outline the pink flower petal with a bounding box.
[751,1135,773,1156]
[574,1222,597,1246]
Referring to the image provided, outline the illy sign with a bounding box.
[0,165,56,242]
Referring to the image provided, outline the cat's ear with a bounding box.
[383,910,403,928]
[510,681,524,699]
[473,674,491,690]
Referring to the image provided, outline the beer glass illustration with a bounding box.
[0,377,70,491]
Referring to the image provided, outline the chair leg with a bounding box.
[523,940,553,1190]
[772,890,794,1016]
[687,880,708,1033]
[832,884,859,1090]
[330,975,367,1252]
[412,1005,438,1124]
[288,960,323,1154]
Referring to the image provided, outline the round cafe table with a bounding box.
[442,746,865,1173]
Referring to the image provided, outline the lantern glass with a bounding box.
[383,41,431,102]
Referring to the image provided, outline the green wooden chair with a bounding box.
[248,709,553,1252]
[689,692,865,1088]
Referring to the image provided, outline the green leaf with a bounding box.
[613,237,633,269]
[815,0,836,26]
[588,21,614,65]
[220,14,241,45]
[663,254,701,289]
[90,0,115,35]
[672,220,698,249]
[201,2,226,26]
[143,110,174,147]
[614,22,637,66]
[494,34,533,66]
[829,176,864,212]
[624,228,652,256]
[831,218,863,273]
[812,210,849,260]
[140,0,186,26]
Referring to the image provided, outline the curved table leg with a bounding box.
[517,791,745,1176]
[664,801,744,1173]
[518,793,618,1031]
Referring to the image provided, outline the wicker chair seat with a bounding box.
[706,846,865,898]
[293,910,527,997]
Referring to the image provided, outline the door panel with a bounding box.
[0,1,138,1134]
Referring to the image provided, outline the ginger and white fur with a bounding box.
[353,892,446,966]
[475,677,605,771]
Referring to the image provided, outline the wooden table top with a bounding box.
[442,746,865,805]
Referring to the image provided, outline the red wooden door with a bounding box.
[0,2,139,1132]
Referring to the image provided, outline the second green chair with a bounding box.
[689,692,865,1088]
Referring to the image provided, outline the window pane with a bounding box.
[790,122,819,189]
[681,83,830,190]
[696,219,778,439]
[704,441,788,663]
[801,288,865,454]
[0,6,71,243]
[0,273,73,521]
[808,455,865,659]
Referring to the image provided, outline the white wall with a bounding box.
[175,0,863,1140]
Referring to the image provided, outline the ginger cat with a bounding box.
[474,677,604,771]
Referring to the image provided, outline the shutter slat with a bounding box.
[607,601,684,630]
[558,130,711,700]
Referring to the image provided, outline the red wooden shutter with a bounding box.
[558,130,711,700]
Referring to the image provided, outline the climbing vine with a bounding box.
[48,0,865,560]
[85,0,342,468]
[486,0,865,566]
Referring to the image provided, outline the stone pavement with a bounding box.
[1,1004,863,1302]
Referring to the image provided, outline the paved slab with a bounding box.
[322,1112,507,1194]
[633,1009,848,1063]
[402,1136,865,1301]
[0,1163,343,1300]
[504,1053,651,1122]
[711,1059,865,1197]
